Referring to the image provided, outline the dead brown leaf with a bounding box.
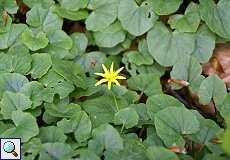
[202,43,230,88]
[168,146,187,154]
[69,22,86,33]
[168,79,190,87]
[2,10,8,26]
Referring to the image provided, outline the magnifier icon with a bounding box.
[3,141,18,157]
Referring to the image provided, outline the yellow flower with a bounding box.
[94,63,126,90]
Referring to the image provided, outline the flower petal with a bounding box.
[115,67,124,75]
[102,64,109,74]
[95,79,108,86]
[94,72,105,77]
[110,62,114,73]
[116,75,126,80]
[113,79,120,86]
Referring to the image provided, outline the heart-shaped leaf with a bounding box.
[198,74,227,105]
[114,107,139,129]
[200,0,230,39]
[127,73,162,96]
[1,110,39,142]
[94,21,126,48]
[88,124,123,155]
[149,0,183,15]
[85,0,119,31]
[118,0,158,36]
[26,4,63,32]
[21,30,49,51]
[57,111,92,143]
[147,22,195,66]
[155,107,200,147]
[30,53,52,79]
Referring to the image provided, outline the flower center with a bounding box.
[106,72,116,81]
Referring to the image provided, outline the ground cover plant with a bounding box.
[0,0,230,159]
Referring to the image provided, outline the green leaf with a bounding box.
[0,0,18,14]
[69,32,88,59]
[20,81,54,108]
[0,53,12,72]
[58,0,89,11]
[171,56,204,93]
[0,24,27,49]
[39,126,67,143]
[131,103,150,121]
[22,138,42,159]
[21,30,49,51]
[78,149,101,160]
[136,39,154,65]
[198,74,227,105]
[0,122,14,135]
[0,91,32,119]
[202,154,226,160]
[26,4,63,32]
[40,142,73,160]
[199,0,230,39]
[192,24,216,63]
[149,0,183,15]
[85,0,118,31]
[1,110,39,142]
[94,21,126,48]
[222,120,230,155]
[146,94,184,119]
[114,107,139,129]
[104,139,148,160]
[0,73,29,97]
[76,51,107,76]
[42,111,60,125]
[57,111,92,143]
[123,38,154,67]
[146,146,179,160]
[72,78,101,98]
[40,70,74,99]
[147,22,195,66]
[88,124,123,155]
[0,14,12,34]
[123,50,153,66]
[44,30,73,59]
[52,58,86,89]
[127,73,162,96]
[189,111,223,145]
[23,0,55,8]
[53,6,89,21]
[0,46,32,74]
[44,103,81,118]
[82,96,128,127]
[217,94,230,120]
[118,0,158,36]
[7,45,32,74]
[168,2,200,33]
[170,54,202,86]
[143,127,164,147]
[154,107,200,147]
[30,53,52,79]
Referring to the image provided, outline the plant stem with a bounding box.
[120,122,125,134]
[112,91,119,112]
